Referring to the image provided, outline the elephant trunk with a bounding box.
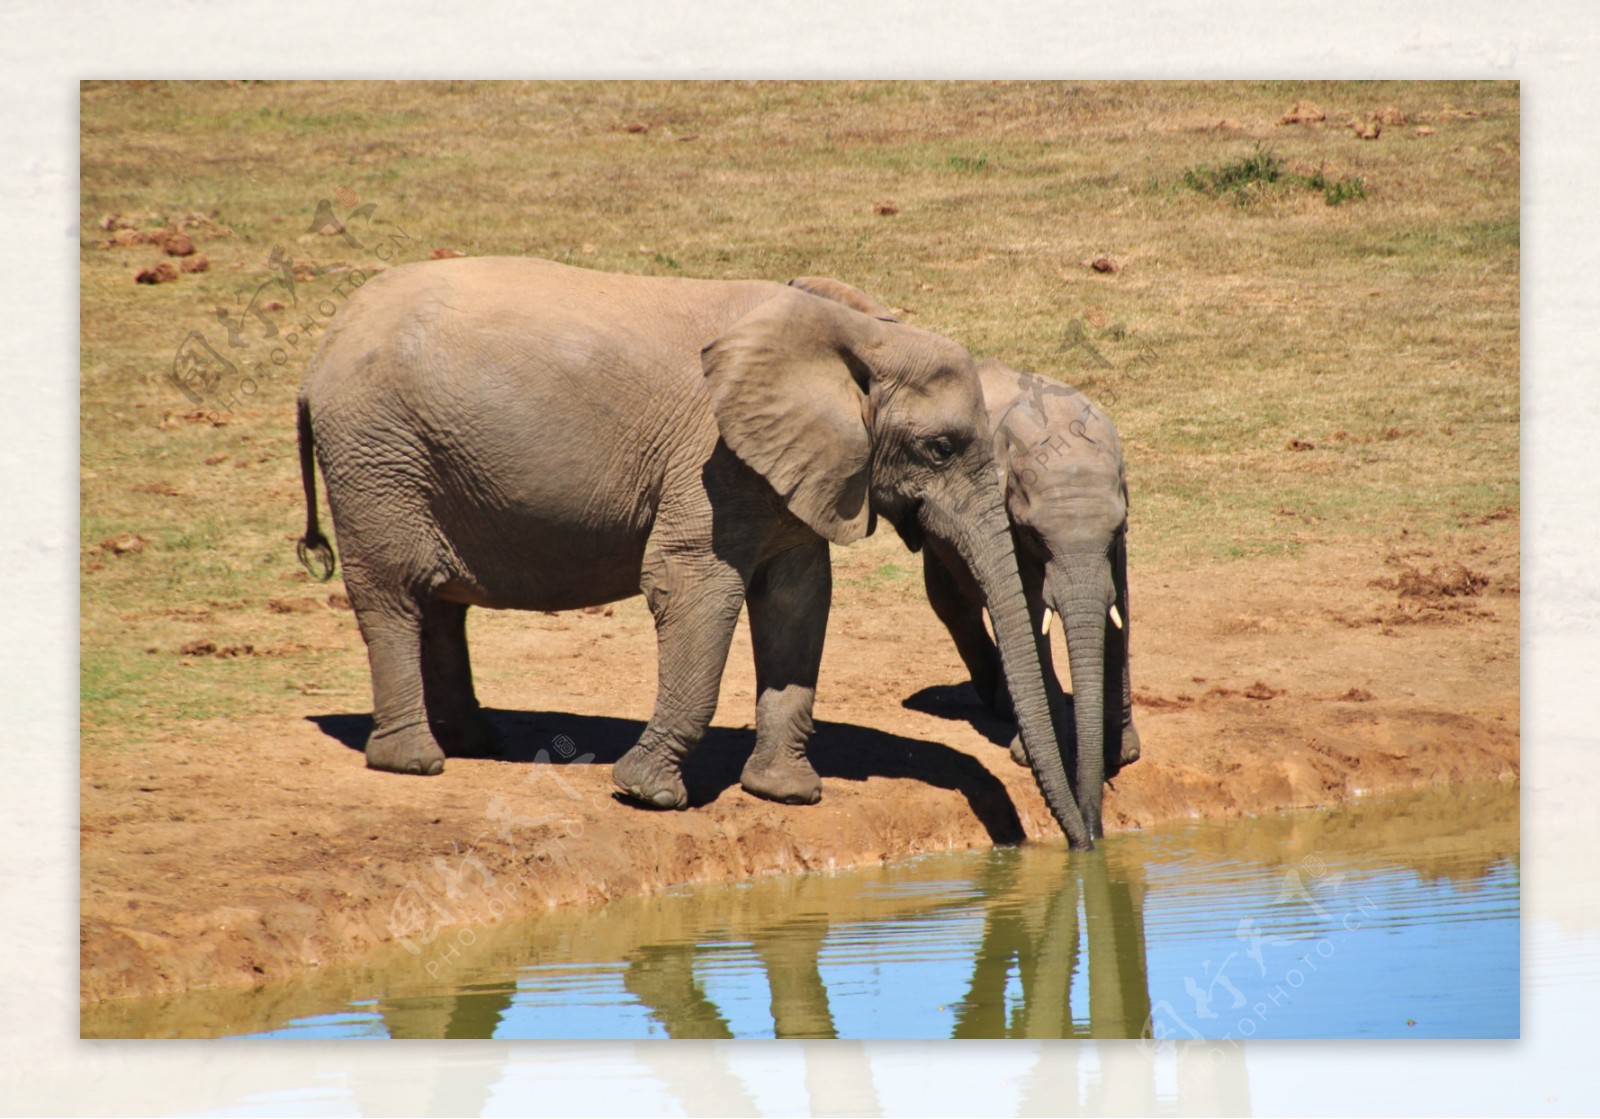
[945,494,1093,850]
[1048,556,1116,843]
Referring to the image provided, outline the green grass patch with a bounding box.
[1183,144,1369,207]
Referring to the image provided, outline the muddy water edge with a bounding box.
[83,781,1518,1039]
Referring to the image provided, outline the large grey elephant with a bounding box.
[295,257,1096,848]
[790,279,1138,844]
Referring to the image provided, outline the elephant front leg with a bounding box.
[1110,534,1141,774]
[613,559,745,810]
[740,540,829,806]
[923,550,1010,718]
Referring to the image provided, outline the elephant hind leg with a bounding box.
[740,539,828,806]
[420,600,501,758]
[347,579,447,776]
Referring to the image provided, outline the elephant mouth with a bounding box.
[893,501,925,552]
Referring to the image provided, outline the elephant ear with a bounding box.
[704,287,886,545]
[787,277,901,323]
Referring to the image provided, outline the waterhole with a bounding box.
[84,781,1518,1040]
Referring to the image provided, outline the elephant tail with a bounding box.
[295,392,336,581]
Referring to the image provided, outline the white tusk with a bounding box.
[1110,603,1123,630]
[1041,608,1054,636]
[982,608,994,641]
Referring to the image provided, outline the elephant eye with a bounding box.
[926,434,957,465]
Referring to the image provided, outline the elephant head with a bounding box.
[702,283,1094,848]
[980,357,1138,843]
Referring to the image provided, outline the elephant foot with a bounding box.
[740,752,822,806]
[991,681,1015,721]
[613,740,689,810]
[435,710,503,759]
[1008,733,1029,768]
[974,676,1014,721]
[366,724,446,776]
[1112,721,1142,773]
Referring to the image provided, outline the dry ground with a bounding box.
[80,525,1518,1003]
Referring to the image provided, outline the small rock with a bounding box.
[327,592,352,611]
[292,262,317,282]
[676,133,698,142]
[1286,438,1316,451]
[1414,125,1436,137]
[180,254,209,273]
[99,532,148,555]
[874,201,899,216]
[135,262,179,285]
[1375,106,1408,126]
[624,122,649,133]
[268,597,320,614]
[179,639,217,657]
[429,247,464,259]
[162,233,196,257]
[261,299,286,312]
[1089,255,1119,274]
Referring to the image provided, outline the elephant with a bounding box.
[295,257,1097,848]
[924,359,1141,844]
[786,278,1138,844]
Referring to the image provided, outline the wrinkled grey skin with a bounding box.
[790,278,1137,845]
[297,258,1094,848]
[922,359,1141,844]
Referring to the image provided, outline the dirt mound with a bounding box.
[1374,560,1491,600]
[1278,101,1326,125]
[1348,115,1383,140]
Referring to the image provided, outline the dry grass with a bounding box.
[80,80,1518,742]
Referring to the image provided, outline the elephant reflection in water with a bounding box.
[372,853,1152,1043]
[606,852,1153,1042]
[953,850,1151,1038]
[360,851,1248,1116]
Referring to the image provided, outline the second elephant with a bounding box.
[924,359,1141,843]
[790,279,1138,844]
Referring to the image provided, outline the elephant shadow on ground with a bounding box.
[900,683,1016,749]
[307,708,1025,844]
